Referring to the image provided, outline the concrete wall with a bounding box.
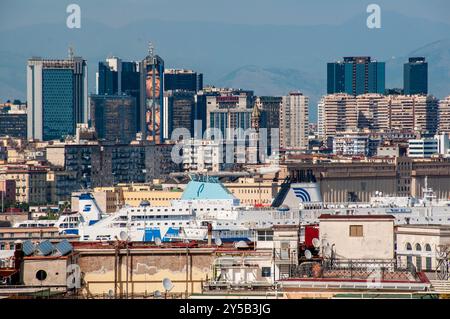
[396,225,450,271]
[23,258,70,289]
[319,218,395,260]
[78,250,215,297]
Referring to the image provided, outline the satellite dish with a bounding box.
[304,249,312,260]
[119,231,128,241]
[312,238,320,248]
[154,237,162,246]
[108,290,114,298]
[324,246,332,258]
[321,239,329,247]
[234,241,249,249]
[154,290,162,298]
[163,278,174,292]
[215,237,223,246]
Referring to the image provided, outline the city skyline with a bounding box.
[1,1,450,124]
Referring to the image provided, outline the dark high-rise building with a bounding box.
[27,53,88,141]
[164,69,203,92]
[165,90,196,139]
[89,95,137,144]
[327,56,385,95]
[140,49,165,143]
[96,57,141,132]
[259,96,282,153]
[97,61,118,95]
[0,107,27,139]
[404,57,428,95]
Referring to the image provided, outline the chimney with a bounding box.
[13,240,24,285]
[207,223,212,246]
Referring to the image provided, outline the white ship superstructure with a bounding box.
[14,176,450,242]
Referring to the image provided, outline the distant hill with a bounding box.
[1,11,450,122]
[215,65,324,122]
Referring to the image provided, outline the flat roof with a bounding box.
[319,214,395,220]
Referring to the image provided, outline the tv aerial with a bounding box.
[304,249,312,260]
[324,246,332,258]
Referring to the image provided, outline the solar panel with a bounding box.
[35,240,54,256]
[22,240,35,256]
[54,239,73,256]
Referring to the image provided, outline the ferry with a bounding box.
[14,176,450,242]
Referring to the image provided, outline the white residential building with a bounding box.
[181,139,220,173]
[280,92,309,150]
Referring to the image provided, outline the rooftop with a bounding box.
[319,214,395,220]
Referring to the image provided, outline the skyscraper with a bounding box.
[96,57,141,131]
[206,89,254,140]
[164,69,203,92]
[280,92,309,150]
[438,96,450,134]
[140,45,165,143]
[164,90,196,139]
[404,57,428,95]
[27,51,88,141]
[89,94,137,144]
[327,56,385,95]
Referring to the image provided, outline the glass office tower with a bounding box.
[327,56,385,95]
[404,57,428,95]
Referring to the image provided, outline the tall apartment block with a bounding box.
[318,94,439,142]
[388,95,438,134]
[280,92,309,150]
[404,57,428,95]
[27,53,88,141]
[438,96,450,134]
[327,56,385,95]
[318,94,358,143]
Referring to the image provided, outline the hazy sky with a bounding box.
[1,0,449,29]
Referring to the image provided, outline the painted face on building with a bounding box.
[146,68,160,99]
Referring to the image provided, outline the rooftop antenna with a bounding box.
[68,45,74,60]
[148,42,154,58]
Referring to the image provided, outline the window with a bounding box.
[261,267,271,277]
[257,230,274,241]
[349,225,363,237]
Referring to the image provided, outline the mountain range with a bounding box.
[1,11,450,122]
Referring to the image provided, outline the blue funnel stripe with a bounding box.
[293,188,311,202]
